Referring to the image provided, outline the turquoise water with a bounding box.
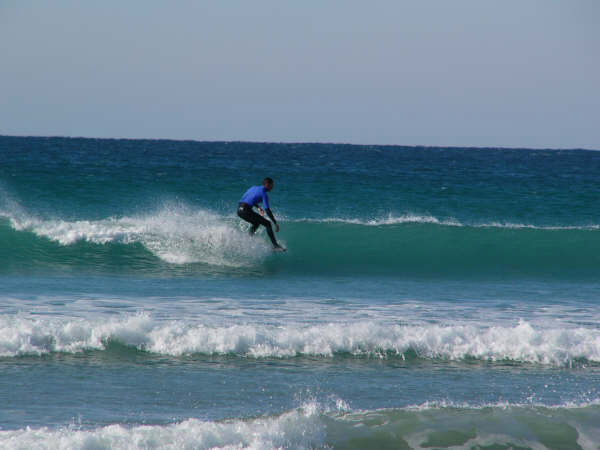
[1,135,600,448]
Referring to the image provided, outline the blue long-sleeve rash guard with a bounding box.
[240,185,270,210]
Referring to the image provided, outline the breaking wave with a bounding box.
[0,204,271,270]
[3,314,600,366]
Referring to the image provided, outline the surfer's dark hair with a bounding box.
[263,177,274,185]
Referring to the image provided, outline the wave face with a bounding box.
[1,402,599,449]
[3,314,600,366]
[279,219,600,278]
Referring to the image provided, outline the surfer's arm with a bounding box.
[261,192,270,211]
[265,208,280,232]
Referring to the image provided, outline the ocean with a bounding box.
[1,135,599,449]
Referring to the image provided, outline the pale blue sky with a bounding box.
[1,1,599,148]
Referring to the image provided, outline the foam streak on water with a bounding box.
[296,214,600,229]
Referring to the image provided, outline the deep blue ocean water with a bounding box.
[1,135,600,449]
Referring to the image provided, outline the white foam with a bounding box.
[3,314,600,365]
[0,403,326,450]
[6,204,271,267]
[295,213,461,227]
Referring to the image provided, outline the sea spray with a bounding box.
[3,203,271,267]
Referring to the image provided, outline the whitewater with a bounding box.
[3,312,600,366]
[1,135,600,449]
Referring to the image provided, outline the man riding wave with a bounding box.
[237,177,284,250]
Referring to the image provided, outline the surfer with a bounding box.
[238,177,284,250]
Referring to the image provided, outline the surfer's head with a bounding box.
[263,177,274,191]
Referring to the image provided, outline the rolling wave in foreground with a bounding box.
[1,401,598,450]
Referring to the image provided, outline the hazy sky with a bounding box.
[1,1,599,148]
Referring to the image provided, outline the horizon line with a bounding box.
[1,133,598,153]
